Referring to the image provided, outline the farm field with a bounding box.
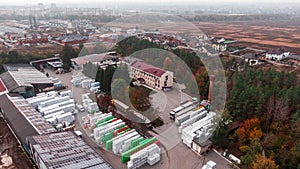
[194,20,300,54]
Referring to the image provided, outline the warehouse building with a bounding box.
[29,57,61,70]
[71,53,119,66]
[26,131,114,169]
[0,94,56,152]
[0,65,53,98]
[130,61,173,90]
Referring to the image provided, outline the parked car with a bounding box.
[76,104,85,112]
[74,130,82,137]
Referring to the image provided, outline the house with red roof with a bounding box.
[130,61,173,90]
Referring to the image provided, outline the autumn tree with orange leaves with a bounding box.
[236,118,263,145]
[252,155,279,169]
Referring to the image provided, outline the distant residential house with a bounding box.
[287,55,300,65]
[138,33,186,49]
[56,34,88,45]
[242,53,259,66]
[212,42,227,52]
[211,37,236,52]
[265,47,290,61]
[18,37,48,45]
[130,61,173,90]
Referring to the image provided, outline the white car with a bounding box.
[74,130,82,137]
[76,104,85,112]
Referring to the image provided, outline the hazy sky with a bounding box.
[1,0,300,6]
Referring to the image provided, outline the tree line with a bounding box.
[0,50,52,74]
[213,66,300,169]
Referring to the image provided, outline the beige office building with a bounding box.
[130,61,173,90]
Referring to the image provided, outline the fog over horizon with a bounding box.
[1,0,300,6]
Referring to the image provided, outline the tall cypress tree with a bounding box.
[61,45,76,70]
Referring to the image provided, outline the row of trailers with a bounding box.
[169,99,216,150]
[82,112,161,169]
[169,98,203,121]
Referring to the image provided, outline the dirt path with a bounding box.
[0,117,33,169]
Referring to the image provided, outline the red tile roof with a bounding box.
[131,61,165,77]
[0,79,8,94]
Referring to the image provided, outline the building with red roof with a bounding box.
[130,61,173,90]
[0,79,8,95]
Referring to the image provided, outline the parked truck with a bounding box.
[169,101,198,120]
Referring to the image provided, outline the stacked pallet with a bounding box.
[87,112,161,168]
[127,143,161,169]
[82,93,99,113]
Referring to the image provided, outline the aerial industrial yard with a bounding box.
[0,1,299,169]
[0,57,224,169]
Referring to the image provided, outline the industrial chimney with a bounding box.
[208,75,215,103]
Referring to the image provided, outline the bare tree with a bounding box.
[274,99,289,134]
[264,95,275,133]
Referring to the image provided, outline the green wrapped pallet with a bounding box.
[123,128,131,133]
[90,110,95,114]
[121,137,157,163]
[102,125,126,143]
[95,116,114,126]
[106,139,113,150]
[95,115,114,125]
[128,137,145,150]
[102,132,113,143]
[96,118,117,127]
[138,138,150,145]
[117,128,131,136]
[105,128,131,150]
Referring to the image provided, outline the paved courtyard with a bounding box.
[46,68,232,169]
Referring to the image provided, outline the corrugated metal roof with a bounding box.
[29,57,61,64]
[288,54,300,60]
[9,67,53,85]
[28,131,114,169]
[2,64,32,71]
[71,53,118,65]
[10,96,56,135]
[0,66,53,92]
[0,94,39,146]
[0,72,20,92]
[86,163,114,169]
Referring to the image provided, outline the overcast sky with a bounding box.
[1,0,300,6]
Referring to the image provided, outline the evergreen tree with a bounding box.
[61,45,76,70]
